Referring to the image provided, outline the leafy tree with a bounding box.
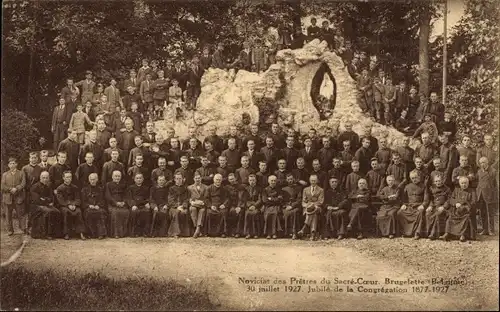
[302,1,440,85]
[1,0,494,148]
[445,0,499,145]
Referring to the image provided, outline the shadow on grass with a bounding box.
[1,266,216,311]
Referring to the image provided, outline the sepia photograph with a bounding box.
[1,0,498,310]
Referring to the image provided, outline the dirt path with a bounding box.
[6,236,489,311]
[0,232,24,264]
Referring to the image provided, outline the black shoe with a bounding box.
[439,233,449,241]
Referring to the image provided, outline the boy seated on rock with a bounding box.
[168,78,184,118]
[394,110,414,136]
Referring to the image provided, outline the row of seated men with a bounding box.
[6,147,496,242]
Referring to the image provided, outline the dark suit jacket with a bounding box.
[476,168,498,203]
[299,148,317,170]
[52,104,73,130]
[139,79,154,103]
[83,106,96,123]
[123,78,140,92]
[61,86,79,105]
[111,114,128,136]
[66,99,79,113]
[142,131,157,144]
[307,26,321,39]
[281,147,299,171]
[151,78,169,100]
[164,67,175,81]
[260,146,280,171]
[122,93,141,111]
[242,150,264,170]
[103,85,121,110]
[172,68,188,90]
[395,87,410,109]
[187,66,203,86]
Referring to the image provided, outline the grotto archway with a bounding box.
[310,62,337,120]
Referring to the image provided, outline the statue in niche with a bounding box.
[310,62,337,120]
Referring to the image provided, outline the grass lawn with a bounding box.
[1,265,215,311]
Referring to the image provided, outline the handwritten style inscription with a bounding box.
[238,277,466,294]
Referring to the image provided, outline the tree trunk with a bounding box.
[290,0,302,31]
[418,6,431,99]
[26,0,39,112]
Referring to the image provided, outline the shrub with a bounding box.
[1,266,215,311]
[1,109,40,167]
